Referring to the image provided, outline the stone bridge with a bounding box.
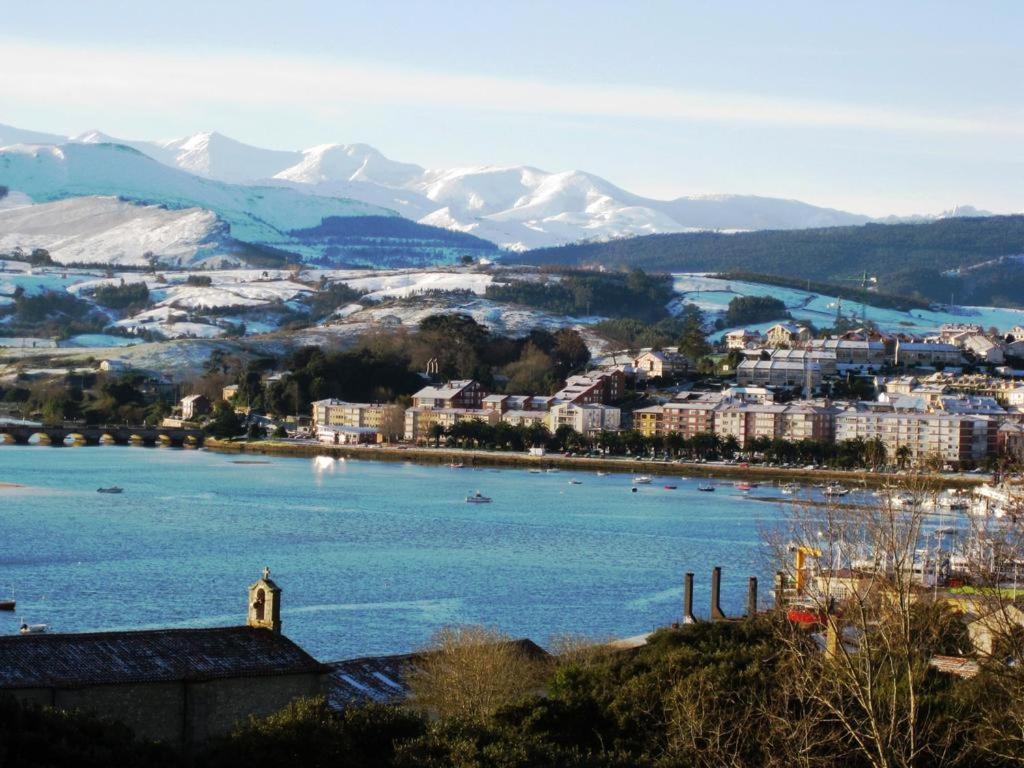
[0,423,205,447]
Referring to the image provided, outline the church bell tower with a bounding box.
[247,566,282,633]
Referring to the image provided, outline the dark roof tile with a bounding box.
[0,626,328,688]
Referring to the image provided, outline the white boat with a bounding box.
[528,469,543,474]
[19,622,47,634]
[449,462,464,469]
[546,468,560,474]
[596,471,608,477]
[465,491,492,504]
[697,484,715,492]
[313,455,336,470]
[823,484,850,497]
[633,475,652,485]
[780,483,798,495]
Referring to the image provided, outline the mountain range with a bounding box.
[0,122,897,252]
[0,121,1003,267]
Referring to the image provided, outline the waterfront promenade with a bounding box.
[207,438,991,490]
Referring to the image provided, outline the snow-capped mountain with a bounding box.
[0,140,499,268]
[2,121,1002,254]
[0,142,392,251]
[74,130,304,185]
[2,122,878,250]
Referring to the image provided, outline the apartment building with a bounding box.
[554,370,625,405]
[500,410,548,428]
[834,410,996,467]
[736,359,823,389]
[894,341,963,367]
[769,349,839,377]
[714,403,790,448]
[403,406,498,442]
[547,403,621,435]
[806,339,888,366]
[482,394,552,414]
[411,379,486,409]
[633,398,833,445]
[311,399,391,431]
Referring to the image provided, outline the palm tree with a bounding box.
[428,423,446,448]
[895,444,912,470]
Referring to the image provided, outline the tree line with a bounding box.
[517,215,1024,308]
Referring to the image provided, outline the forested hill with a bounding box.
[516,215,1024,306]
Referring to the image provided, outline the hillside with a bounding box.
[518,215,1024,307]
[0,143,503,267]
[0,196,232,267]
[0,143,392,247]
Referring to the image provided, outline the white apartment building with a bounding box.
[834,410,994,466]
[547,403,621,435]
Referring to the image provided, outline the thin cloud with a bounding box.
[2,37,1021,138]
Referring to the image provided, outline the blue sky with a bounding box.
[3,1,1022,216]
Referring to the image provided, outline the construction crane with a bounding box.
[791,544,823,595]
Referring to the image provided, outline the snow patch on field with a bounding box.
[0,196,229,266]
[334,270,493,300]
[158,280,311,310]
[672,274,1024,337]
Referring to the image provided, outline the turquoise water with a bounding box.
[0,446,779,660]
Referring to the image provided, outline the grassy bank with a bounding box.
[205,439,987,490]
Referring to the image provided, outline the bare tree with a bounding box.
[765,476,967,768]
[406,625,548,721]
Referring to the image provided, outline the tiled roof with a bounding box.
[0,626,328,689]
[326,653,416,709]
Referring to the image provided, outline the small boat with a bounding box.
[0,599,14,611]
[97,486,123,494]
[823,484,850,497]
[19,622,47,634]
[780,483,798,495]
[569,479,582,485]
[465,491,492,504]
[596,471,608,477]
[631,487,638,493]
[663,484,677,490]
[449,462,464,469]
[697,484,715,492]
[546,468,560,474]
[734,482,752,492]
[633,475,652,485]
[528,469,543,474]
